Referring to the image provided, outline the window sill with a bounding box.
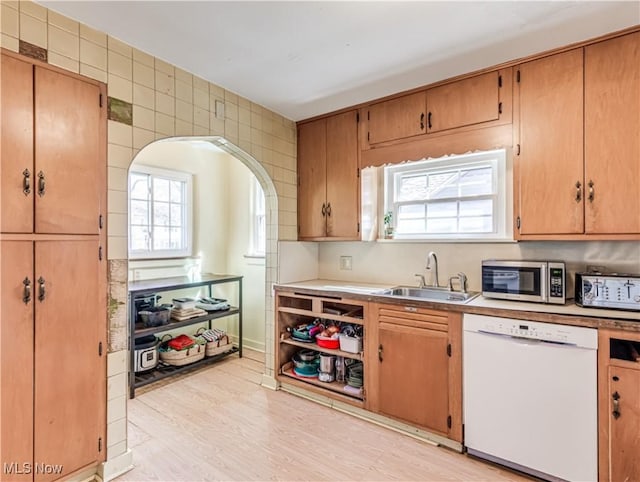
[376,238,518,244]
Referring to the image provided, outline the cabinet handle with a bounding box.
[427,111,432,130]
[326,203,332,217]
[23,277,32,304]
[612,391,621,419]
[575,181,582,203]
[588,180,595,203]
[321,203,326,217]
[378,344,383,362]
[420,112,425,130]
[37,276,46,302]
[37,171,46,197]
[22,169,31,195]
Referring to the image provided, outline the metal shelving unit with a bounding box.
[128,273,243,398]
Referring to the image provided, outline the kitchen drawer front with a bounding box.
[378,305,448,332]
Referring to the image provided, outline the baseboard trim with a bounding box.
[260,374,279,390]
[98,449,134,482]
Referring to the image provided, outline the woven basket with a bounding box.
[159,335,205,366]
[195,328,233,357]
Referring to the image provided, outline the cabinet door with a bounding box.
[1,54,34,233]
[608,366,640,482]
[517,49,584,235]
[34,240,103,481]
[368,91,426,144]
[35,67,102,234]
[585,32,640,234]
[297,118,327,238]
[378,323,449,433]
[427,71,500,133]
[326,110,359,238]
[0,241,34,479]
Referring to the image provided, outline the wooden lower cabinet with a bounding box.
[598,329,640,482]
[0,239,106,481]
[368,303,462,442]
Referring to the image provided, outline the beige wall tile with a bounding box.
[107,235,127,260]
[239,123,251,142]
[155,112,174,136]
[224,90,238,104]
[155,70,174,96]
[107,396,126,424]
[174,67,192,84]
[132,47,153,67]
[1,4,19,37]
[209,82,224,99]
[239,107,250,126]
[108,121,132,148]
[194,106,209,129]
[47,9,78,34]
[1,33,19,52]
[175,119,193,136]
[107,166,128,191]
[225,121,239,140]
[80,23,106,46]
[194,125,209,136]
[108,190,127,215]
[238,96,250,109]
[250,128,262,145]
[193,88,208,110]
[108,213,127,237]
[107,440,127,460]
[133,83,154,109]
[225,102,238,122]
[106,417,126,447]
[107,350,127,377]
[108,50,132,80]
[107,74,132,103]
[133,127,155,150]
[132,105,154,130]
[80,39,107,70]
[108,36,132,57]
[155,92,174,116]
[20,12,46,48]
[193,75,208,92]
[251,112,263,130]
[210,116,224,136]
[175,80,192,103]
[19,0,47,20]
[175,99,193,122]
[107,372,126,400]
[79,63,107,83]
[47,51,79,73]
[154,58,174,75]
[108,143,133,169]
[133,61,154,88]
[48,25,79,59]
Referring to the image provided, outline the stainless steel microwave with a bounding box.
[481,260,570,304]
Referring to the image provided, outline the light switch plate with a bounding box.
[340,256,352,270]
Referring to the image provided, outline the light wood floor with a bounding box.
[117,350,529,481]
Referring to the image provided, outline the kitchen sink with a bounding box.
[376,286,479,304]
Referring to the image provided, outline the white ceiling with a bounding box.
[40,1,639,121]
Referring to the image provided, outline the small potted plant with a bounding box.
[383,211,394,239]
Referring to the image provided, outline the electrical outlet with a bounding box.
[340,256,352,270]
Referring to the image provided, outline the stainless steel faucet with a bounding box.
[448,272,468,293]
[414,274,427,288]
[426,251,440,287]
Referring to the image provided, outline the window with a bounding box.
[384,149,509,240]
[249,177,266,256]
[128,165,193,259]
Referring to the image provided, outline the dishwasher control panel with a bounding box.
[576,272,640,311]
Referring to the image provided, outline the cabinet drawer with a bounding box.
[378,305,448,332]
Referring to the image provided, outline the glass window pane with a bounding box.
[427,201,457,218]
[153,201,170,226]
[153,227,170,249]
[130,174,149,200]
[459,167,493,196]
[169,227,183,249]
[130,200,150,225]
[397,174,428,201]
[170,181,183,203]
[131,226,149,251]
[154,178,170,202]
[460,199,493,217]
[397,219,426,233]
[170,204,182,227]
[459,216,493,233]
[426,217,457,233]
[427,171,459,199]
[398,204,425,220]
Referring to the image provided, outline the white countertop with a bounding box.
[276,279,640,322]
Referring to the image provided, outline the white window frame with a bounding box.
[128,164,193,259]
[383,149,510,241]
[248,177,266,257]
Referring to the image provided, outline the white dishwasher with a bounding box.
[463,314,598,482]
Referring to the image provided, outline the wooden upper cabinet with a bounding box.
[426,70,502,133]
[585,32,640,235]
[368,91,426,145]
[325,110,359,238]
[1,54,34,234]
[297,118,327,239]
[297,110,360,240]
[35,67,103,235]
[517,49,584,235]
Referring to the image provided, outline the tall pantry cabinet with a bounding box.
[1,51,107,481]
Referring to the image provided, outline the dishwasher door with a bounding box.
[463,314,598,482]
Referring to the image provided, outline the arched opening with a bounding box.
[126,135,278,382]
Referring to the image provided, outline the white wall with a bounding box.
[317,241,640,292]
